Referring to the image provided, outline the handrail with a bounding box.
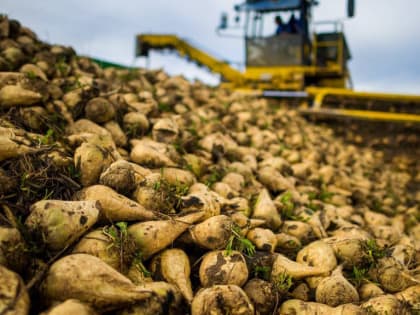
[312,20,344,33]
[312,34,343,73]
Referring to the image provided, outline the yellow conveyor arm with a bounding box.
[137,34,244,84]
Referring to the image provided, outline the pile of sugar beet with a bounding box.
[0,15,419,315]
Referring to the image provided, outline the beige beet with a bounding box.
[275,233,302,251]
[130,139,180,161]
[222,172,245,193]
[25,200,99,251]
[71,133,122,161]
[296,240,337,289]
[361,294,411,315]
[271,254,330,280]
[128,211,204,259]
[130,142,176,168]
[99,159,137,193]
[150,248,193,303]
[281,220,314,244]
[85,97,115,123]
[242,154,258,171]
[391,236,417,266]
[252,189,282,230]
[2,47,25,68]
[0,127,36,162]
[116,281,183,315]
[358,282,384,301]
[123,112,149,136]
[364,209,391,227]
[67,119,110,137]
[257,166,294,193]
[323,237,366,267]
[243,278,277,315]
[278,299,365,315]
[330,227,371,241]
[74,142,114,186]
[247,228,277,252]
[198,132,238,158]
[0,84,41,107]
[19,106,48,131]
[160,167,196,187]
[40,299,98,315]
[315,265,359,306]
[191,285,254,315]
[371,224,402,246]
[223,197,251,216]
[126,260,153,285]
[291,283,311,301]
[231,212,265,235]
[181,184,222,220]
[72,228,128,271]
[369,257,420,292]
[76,185,158,222]
[132,173,166,212]
[199,250,248,287]
[104,120,127,147]
[297,240,337,287]
[40,254,153,312]
[0,265,30,315]
[212,182,237,198]
[187,215,233,250]
[20,63,48,81]
[228,162,254,181]
[296,240,337,272]
[395,285,420,309]
[294,208,328,239]
[152,118,179,143]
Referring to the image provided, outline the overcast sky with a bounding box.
[3,0,420,94]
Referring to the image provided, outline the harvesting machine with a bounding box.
[135,0,420,123]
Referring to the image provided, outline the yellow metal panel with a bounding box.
[315,78,347,89]
[245,66,314,78]
[244,67,306,90]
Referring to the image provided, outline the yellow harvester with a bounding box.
[136,0,420,123]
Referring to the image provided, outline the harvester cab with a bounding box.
[216,0,354,91]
